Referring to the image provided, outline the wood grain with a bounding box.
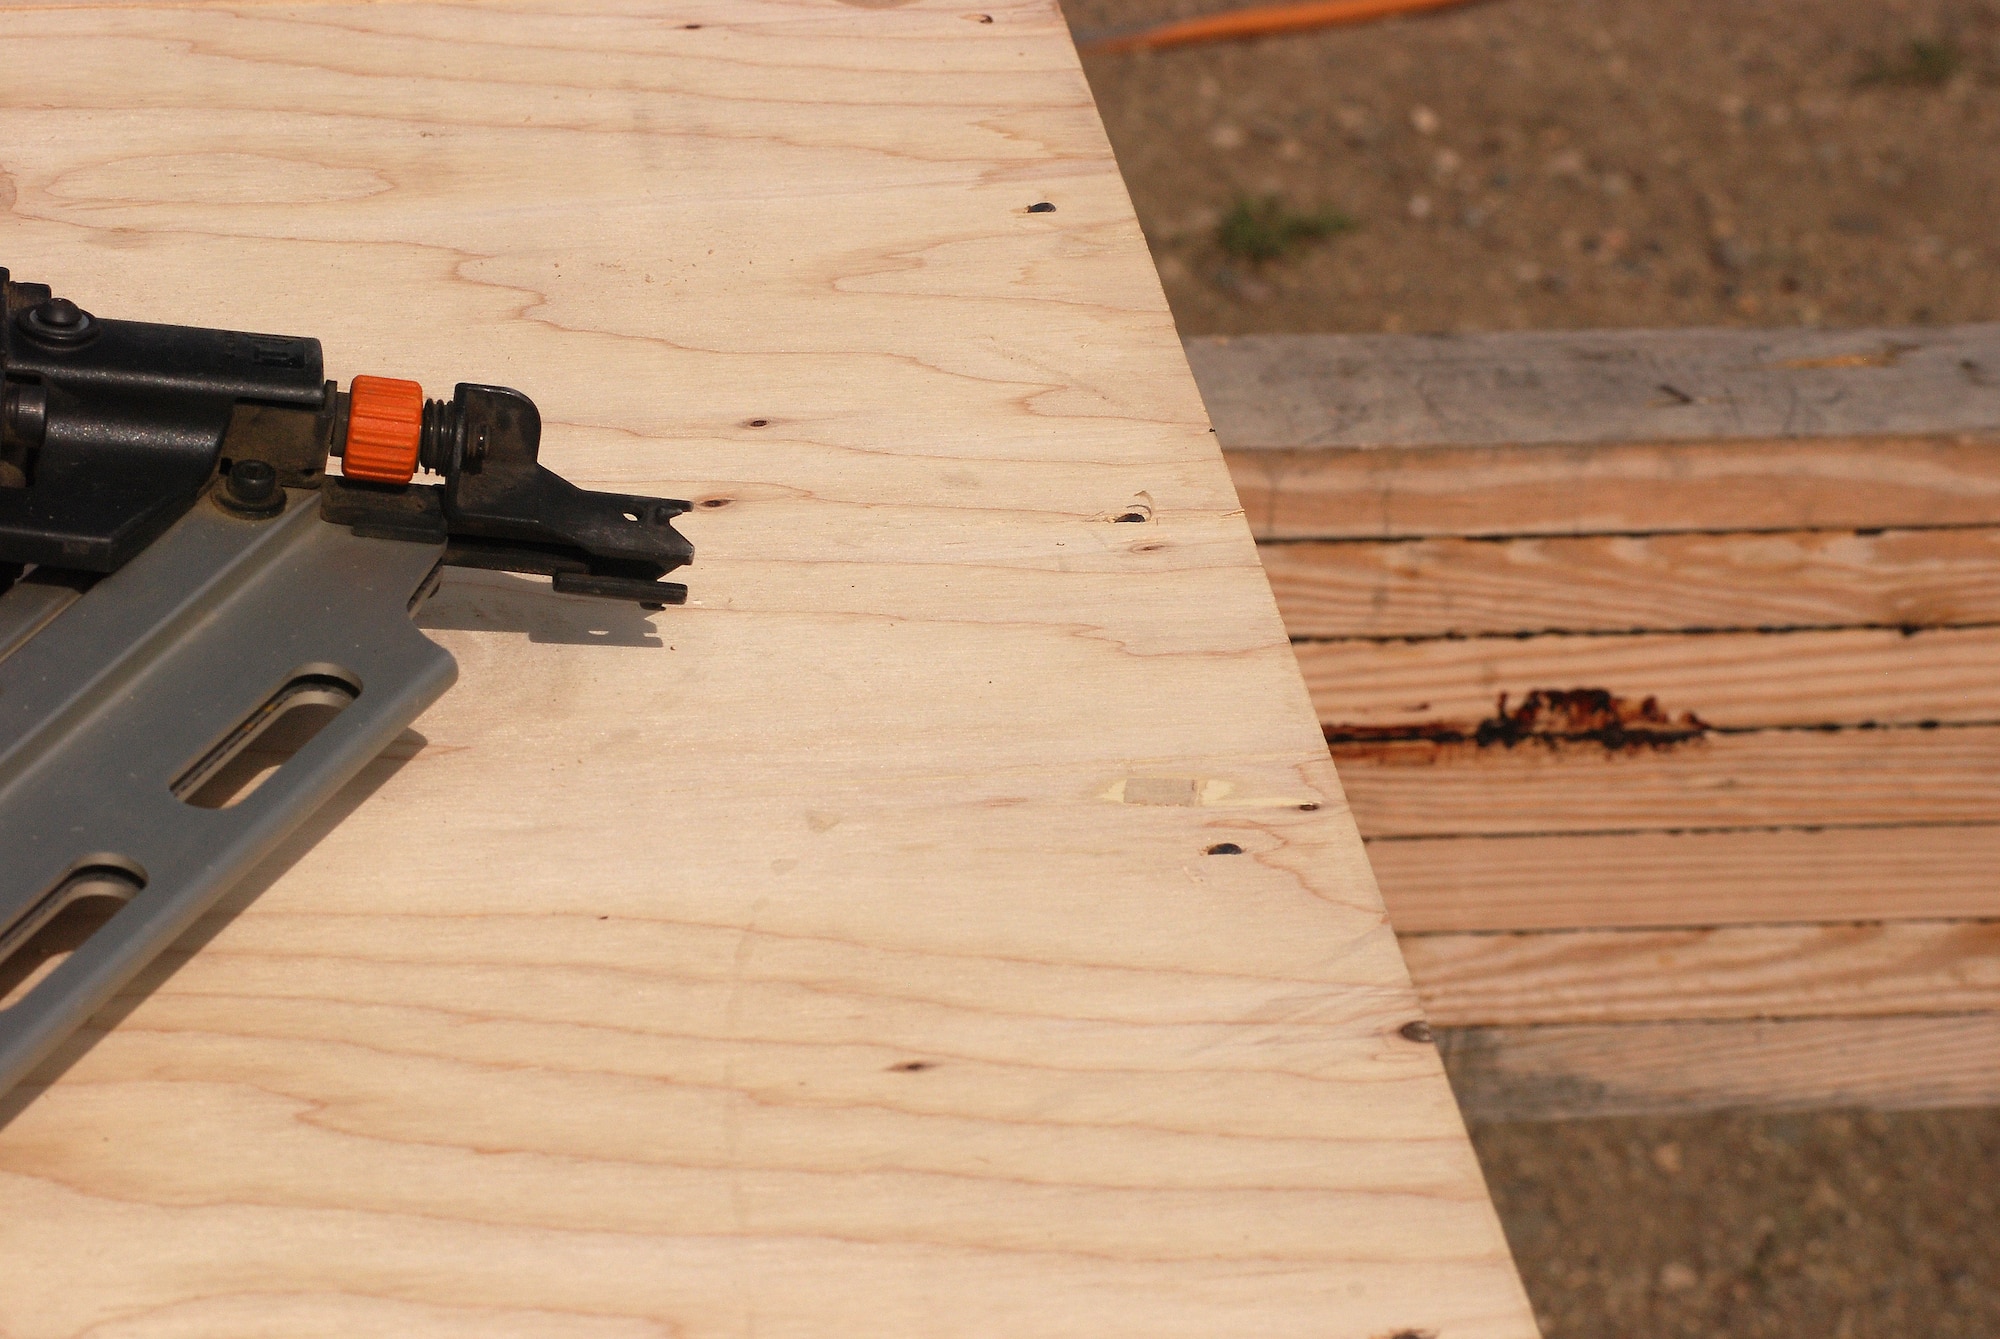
[1208,327,2000,1066]
[0,5,1535,1337]
[1264,527,2000,639]
[1226,436,2000,541]
[1402,920,2000,1026]
[1368,823,2000,932]
[1336,726,2000,837]
[1297,624,2000,732]
[1440,1014,2000,1121]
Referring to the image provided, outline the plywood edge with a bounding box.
[1439,1013,2000,1121]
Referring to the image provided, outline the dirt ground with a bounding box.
[1472,1109,2000,1338]
[1065,0,2000,335]
[1061,1,2000,1334]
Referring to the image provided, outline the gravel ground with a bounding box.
[1065,0,2000,334]
[1062,2,2000,1334]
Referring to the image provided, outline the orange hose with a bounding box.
[1084,0,1478,54]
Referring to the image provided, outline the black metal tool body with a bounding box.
[0,268,694,1097]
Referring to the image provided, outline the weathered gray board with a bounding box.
[1188,324,2000,450]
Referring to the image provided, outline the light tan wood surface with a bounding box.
[0,5,1536,1336]
[1298,624,2000,731]
[1227,436,2000,541]
[1368,824,2000,932]
[1339,728,2000,837]
[1264,528,2000,640]
[1404,921,2000,1026]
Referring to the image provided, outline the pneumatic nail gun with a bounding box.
[0,268,695,1098]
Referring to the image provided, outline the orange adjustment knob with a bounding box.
[342,375,425,484]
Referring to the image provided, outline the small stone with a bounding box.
[1209,124,1244,150]
[1410,105,1439,135]
[1712,237,1756,270]
[1651,1141,1682,1174]
[1658,1262,1699,1293]
[1407,193,1433,220]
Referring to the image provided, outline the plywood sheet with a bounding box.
[0,4,1534,1336]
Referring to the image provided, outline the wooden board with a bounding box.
[1337,727,2000,837]
[1191,326,2000,1112]
[1440,1014,2000,1122]
[1402,921,2000,1026]
[1264,528,2000,640]
[1227,436,2000,542]
[1187,326,2000,453]
[0,5,1537,1337]
[1367,824,2000,932]
[1209,328,2000,548]
[1297,624,2000,732]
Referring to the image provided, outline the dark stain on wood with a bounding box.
[1326,688,1712,758]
